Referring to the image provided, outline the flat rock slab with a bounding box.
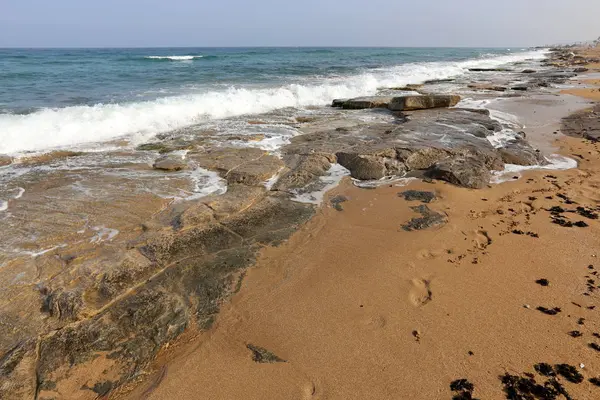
[153,156,187,171]
[0,155,13,167]
[340,96,395,109]
[562,104,600,142]
[468,83,507,92]
[190,148,284,186]
[388,95,461,111]
[333,94,461,112]
[469,68,512,72]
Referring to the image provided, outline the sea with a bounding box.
[0,47,548,155]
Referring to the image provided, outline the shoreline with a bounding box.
[119,48,600,399]
[2,45,600,399]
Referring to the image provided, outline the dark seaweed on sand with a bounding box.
[551,217,588,228]
[535,279,550,287]
[568,331,583,338]
[575,206,598,219]
[548,206,566,215]
[589,343,600,352]
[590,377,600,387]
[399,190,436,203]
[555,364,584,384]
[450,379,474,392]
[450,379,479,400]
[246,344,286,364]
[536,307,561,316]
[534,363,556,377]
[557,193,576,204]
[500,373,560,400]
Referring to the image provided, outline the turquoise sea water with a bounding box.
[0,47,546,154]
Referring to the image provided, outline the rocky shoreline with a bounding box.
[1,46,599,399]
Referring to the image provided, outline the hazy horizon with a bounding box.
[1,0,599,48]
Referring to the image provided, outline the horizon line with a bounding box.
[0,45,546,50]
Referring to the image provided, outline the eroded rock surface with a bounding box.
[562,104,600,142]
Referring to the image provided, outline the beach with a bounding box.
[119,48,600,399]
[2,45,600,399]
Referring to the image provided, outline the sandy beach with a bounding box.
[4,45,600,400]
[102,50,600,399]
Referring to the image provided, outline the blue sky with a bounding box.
[1,0,599,47]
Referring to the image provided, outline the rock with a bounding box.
[402,205,446,231]
[522,69,537,73]
[427,156,492,189]
[0,155,12,167]
[396,147,451,170]
[336,148,404,180]
[201,185,267,220]
[25,193,315,398]
[388,95,461,111]
[0,340,37,399]
[574,67,589,73]
[339,96,395,110]
[137,141,196,154]
[174,202,215,229]
[274,154,333,192]
[467,83,507,92]
[424,78,455,84]
[40,287,84,321]
[469,68,512,72]
[562,104,600,142]
[331,98,349,108]
[190,148,284,186]
[18,151,85,166]
[498,138,547,166]
[284,107,504,187]
[389,84,423,92]
[96,250,157,300]
[153,156,187,171]
[511,86,529,91]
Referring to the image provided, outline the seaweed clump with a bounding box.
[450,379,479,400]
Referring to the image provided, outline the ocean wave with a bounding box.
[144,55,203,61]
[0,50,547,155]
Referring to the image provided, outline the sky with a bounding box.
[1,0,600,48]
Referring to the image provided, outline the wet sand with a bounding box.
[116,66,600,399]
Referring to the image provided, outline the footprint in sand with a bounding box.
[463,229,492,250]
[302,381,318,399]
[409,278,432,306]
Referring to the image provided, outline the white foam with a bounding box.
[353,175,417,188]
[292,164,350,204]
[90,226,120,244]
[145,55,203,61]
[263,167,285,190]
[186,167,228,200]
[491,155,577,183]
[22,244,67,258]
[0,200,7,212]
[0,50,548,155]
[14,187,25,199]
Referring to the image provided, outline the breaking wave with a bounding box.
[0,50,547,155]
[144,55,203,61]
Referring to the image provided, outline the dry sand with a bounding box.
[116,63,600,400]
